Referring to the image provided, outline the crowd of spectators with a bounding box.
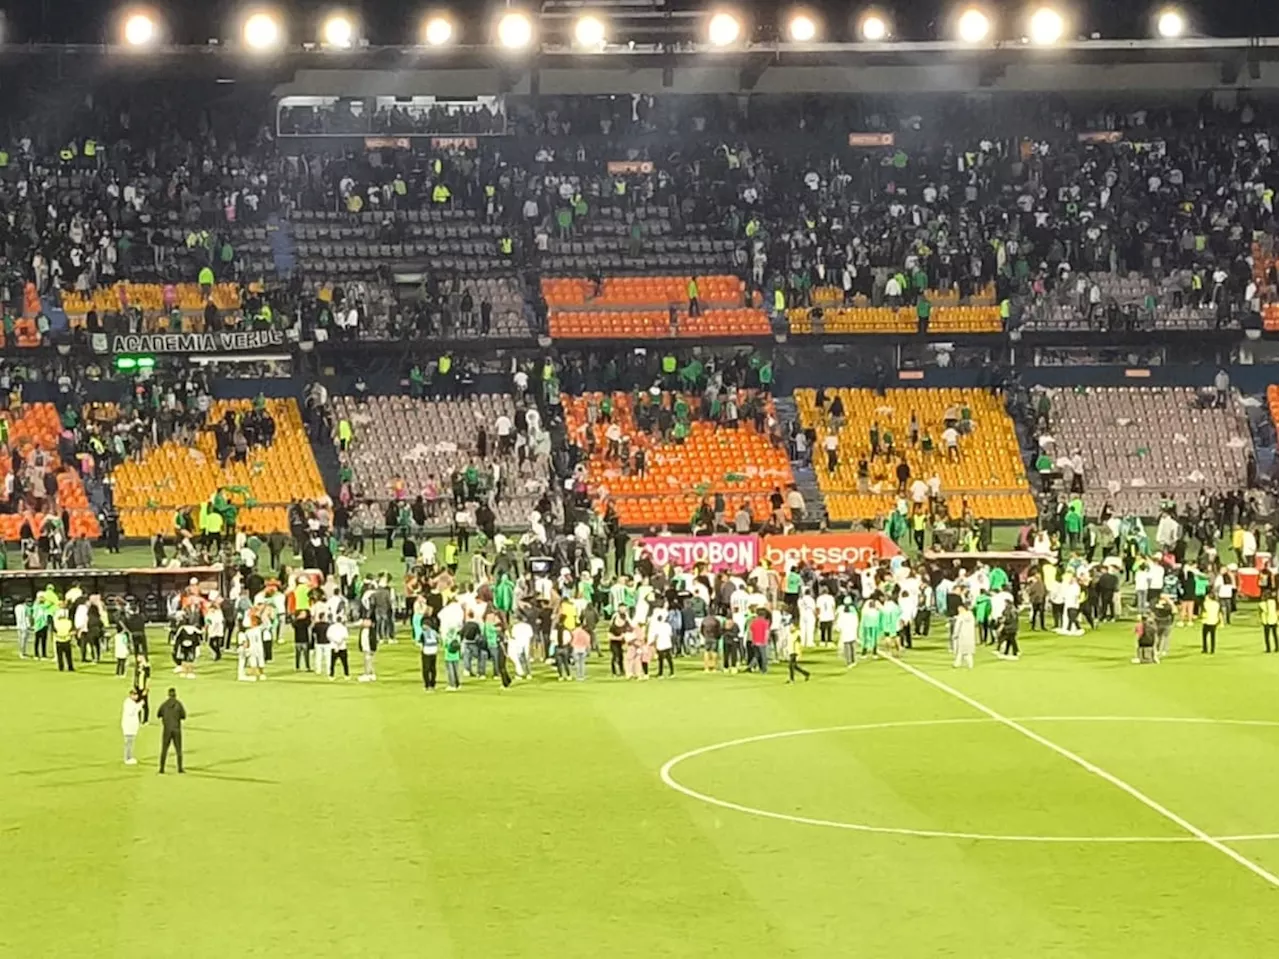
[0,86,1268,344]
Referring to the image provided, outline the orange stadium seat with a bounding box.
[542,275,748,308]
[60,282,241,316]
[0,403,99,540]
[550,308,769,339]
[1264,303,1278,333]
[795,388,1035,522]
[111,399,324,536]
[1269,385,1278,427]
[789,303,1001,335]
[562,391,794,527]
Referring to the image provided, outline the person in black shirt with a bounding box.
[156,688,186,774]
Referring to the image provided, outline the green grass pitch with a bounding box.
[0,587,1276,958]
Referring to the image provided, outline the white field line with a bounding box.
[888,657,1280,887]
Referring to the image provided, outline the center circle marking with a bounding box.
[659,716,1280,844]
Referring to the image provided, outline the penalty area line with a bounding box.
[887,656,1280,888]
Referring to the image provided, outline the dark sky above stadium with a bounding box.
[7,0,1274,46]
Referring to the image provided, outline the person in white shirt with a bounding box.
[205,601,225,662]
[797,592,817,648]
[494,413,514,454]
[327,620,350,679]
[941,426,960,460]
[835,598,860,668]
[648,611,675,677]
[1059,575,1084,635]
[509,618,533,678]
[816,590,836,645]
[358,616,377,682]
[953,606,977,669]
[121,689,143,765]
[909,478,928,507]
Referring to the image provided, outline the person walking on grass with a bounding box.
[650,606,675,677]
[953,603,976,669]
[414,602,440,691]
[444,631,463,691]
[53,604,75,672]
[1262,593,1279,653]
[121,688,143,766]
[785,621,811,684]
[859,596,881,659]
[156,688,186,774]
[15,597,32,659]
[996,601,1020,660]
[571,621,591,681]
[836,597,859,668]
[327,617,350,680]
[359,616,378,682]
[1200,593,1221,654]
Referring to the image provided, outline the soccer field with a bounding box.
[1,617,1276,958]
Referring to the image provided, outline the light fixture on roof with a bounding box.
[786,11,818,42]
[242,10,283,50]
[573,14,606,48]
[955,7,991,43]
[1027,6,1064,44]
[321,12,356,48]
[496,10,534,49]
[1155,7,1185,37]
[858,11,890,41]
[707,10,742,47]
[422,14,454,46]
[121,11,158,46]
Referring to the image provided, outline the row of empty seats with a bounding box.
[549,308,769,339]
[1045,387,1253,516]
[111,399,324,536]
[60,282,241,316]
[331,394,542,528]
[562,391,794,528]
[542,275,748,309]
[788,305,1002,335]
[794,388,1035,522]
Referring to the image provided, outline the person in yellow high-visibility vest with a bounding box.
[1261,593,1278,653]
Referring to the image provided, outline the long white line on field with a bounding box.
[887,657,1280,888]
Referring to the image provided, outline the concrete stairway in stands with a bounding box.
[267,214,297,278]
[773,394,827,528]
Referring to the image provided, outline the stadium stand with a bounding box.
[111,400,324,537]
[1044,387,1253,516]
[1270,385,1279,426]
[544,275,769,339]
[562,391,793,528]
[331,394,545,530]
[0,403,100,541]
[795,388,1036,522]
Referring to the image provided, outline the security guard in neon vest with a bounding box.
[83,139,96,159]
[431,183,451,204]
[498,235,513,256]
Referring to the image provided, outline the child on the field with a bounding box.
[113,623,131,676]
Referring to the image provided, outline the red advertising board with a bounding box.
[637,534,759,572]
[761,532,900,571]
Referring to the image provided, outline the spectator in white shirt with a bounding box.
[327,620,350,679]
[941,426,960,461]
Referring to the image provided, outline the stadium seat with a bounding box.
[795,388,1034,522]
[112,400,323,536]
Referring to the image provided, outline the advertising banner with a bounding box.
[638,534,758,572]
[761,532,900,571]
[430,136,479,150]
[847,132,895,147]
[105,331,287,354]
[364,137,412,150]
[607,160,655,175]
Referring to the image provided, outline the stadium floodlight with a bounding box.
[1155,7,1184,38]
[859,13,889,41]
[573,14,606,48]
[422,14,454,46]
[786,12,818,42]
[496,10,534,49]
[955,7,991,43]
[707,11,742,47]
[321,12,356,48]
[121,11,158,46]
[1027,6,1064,44]
[242,10,283,50]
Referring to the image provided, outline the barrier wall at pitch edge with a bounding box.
[636,532,899,572]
